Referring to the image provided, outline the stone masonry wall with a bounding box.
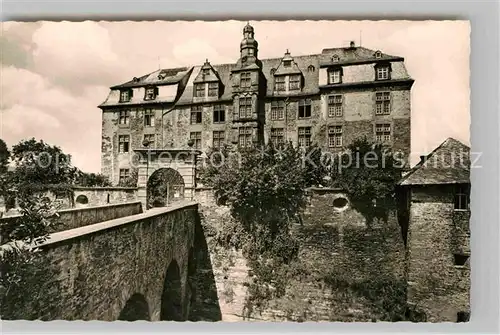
[5,202,204,321]
[195,188,406,322]
[407,185,470,322]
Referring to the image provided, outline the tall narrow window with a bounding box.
[289,75,301,90]
[328,126,343,148]
[119,169,130,184]
[271,101,285,120]
[375,124,391,142]
[118,135,130,153]
[298,99,312,118]
[240,72,251,88]
[190,132,202,149]
[213,105,225,123]
[283,60,292,67]
[190,106,202,124]
[270,128,285,146]
[208,82,219,97]
[238,127,253,148]
[275,76,286,91]
[144,87,157,100]
[144,109,155,127]
[328,95,343,117]
[454,184,470,210]
[213,131,225,149]
[239,97,253,119]
[119,110,130,125]
[298,127,312,148]
[375,65,391,80]
[375,92,391,115]
[328,68,342,84]
[194,83,205,97]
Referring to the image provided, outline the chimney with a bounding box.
[420,155,427,164]
[350,41,356,48]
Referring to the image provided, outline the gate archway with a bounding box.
[147,168,185,208]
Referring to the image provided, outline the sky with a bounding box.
[0,20,470,173]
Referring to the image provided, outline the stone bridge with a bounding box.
[8,201,221,321]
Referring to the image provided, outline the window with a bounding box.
[454,185,470,210]
[307,65,315,72]
[238,127,253,148]
[119,169,130,184]
[289,75,301,90]
[332,55,340,62]
[375,92,391,115]
[248,48,255,56]
[118,135,130,153]
[271,101,285,120]
[208,82,219,97]
[328,95,343,117]
[454,254,469,266]
[298,99,312,118]
[144,87,157,100]
[240,72,251,88]
[190,106,202,124]
[203,69,210,76]
[375,124,391,142]
[328,126,343,148]
[144,109,155,127]
[298,127,312,148]
[119,110,130,125]
[213,105,225,123]
[239,97,253,119]
[120,89,132,102]
[283,60,292,67]
[270,68,276,75]
[194,83,205,97]
[270,128,285,146]
[328,68,342,84]
[275,76,286,91]
[190,132,202,149]
[143,133,155,145]
[213,131,225,149]
[376,65,390,80]
[375,51,382,59]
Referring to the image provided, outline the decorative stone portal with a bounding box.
[135,149,201,210]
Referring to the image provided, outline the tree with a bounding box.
[0,139,10,173]
[75,172,111,187]
[10,138,79,187]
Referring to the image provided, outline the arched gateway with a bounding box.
[134,148,201,210]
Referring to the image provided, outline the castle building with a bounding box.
[99,23,414,186]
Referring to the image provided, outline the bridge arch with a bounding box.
[160,260,183,321]
[118,293,150,321]
[147,168,185,208]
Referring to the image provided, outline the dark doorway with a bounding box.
[457,311,470,322]
[160,260,183,321]
[118,293,150,321]
[147,168,185,208]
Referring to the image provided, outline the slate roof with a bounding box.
[399,138,471,186]
[105,45,409,107]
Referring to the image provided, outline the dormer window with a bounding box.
[375,64,391,81]
[289,75,301,91]
[328,68,342,84]
[307,65,315,72]
[208,82,219,97]
[194,83,205,98]
[270,68,276,75]
[158,70,167,80]
[332,55,340,62]
[283,60,292,67]
[375,51,382,59]
[120,89,132,103]
[144,87,158,101]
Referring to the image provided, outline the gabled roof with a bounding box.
[399,138,470,186]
